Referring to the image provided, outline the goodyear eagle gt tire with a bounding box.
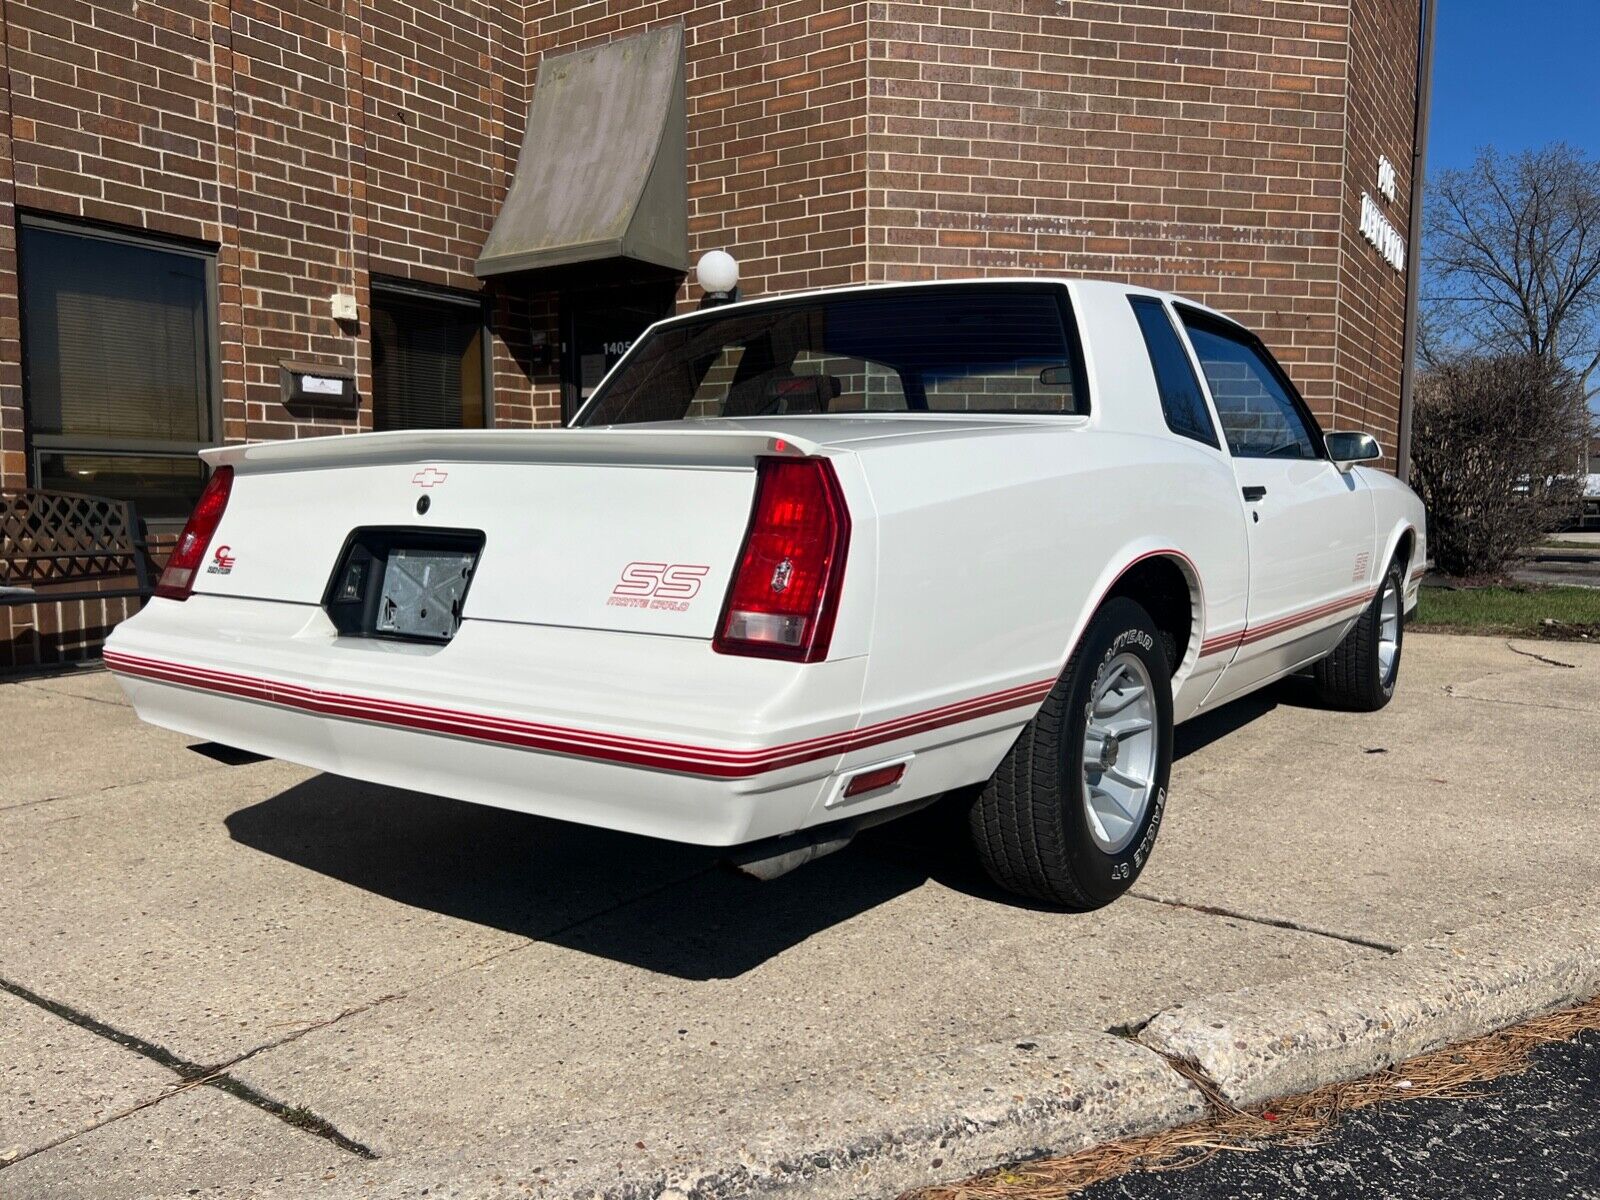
[968,597,1174,909]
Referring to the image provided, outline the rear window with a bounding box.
[574,284,1088,426]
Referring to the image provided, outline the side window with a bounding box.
[1180,317,1320,460]
[1128,297,1218,448]
[19,220,218,525]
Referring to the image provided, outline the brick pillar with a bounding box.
[210,0,249,446]
[0,0,25,490]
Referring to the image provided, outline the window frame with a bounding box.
[1172,303,1328,462]
[571,281,1092,426]
[18,213,224,530]
[1127,295,1220,450]
[369,276,495,432]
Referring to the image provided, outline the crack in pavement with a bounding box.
[1129,892,1401,955]
[1503,641,1578,669]
[0,862,720,1172]
[0,976,377,1169]
[0,781,128,814]
[212,859,722,1073]
[1442,687,1598,716]
[0,759,273,815]
[15,679,129,708]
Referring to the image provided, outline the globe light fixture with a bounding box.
[696,250,740,306]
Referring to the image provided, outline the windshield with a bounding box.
[574,283,1088,426]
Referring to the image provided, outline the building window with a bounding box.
[18,218,218,523]
[371,283,487,432]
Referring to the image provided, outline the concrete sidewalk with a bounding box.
[1,633,1597,1198]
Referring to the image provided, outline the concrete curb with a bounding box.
[139,898,1599,1200]
[1139,895,1600,1108]
[597,1030,1203,1200]
[158,1032,1204,1200]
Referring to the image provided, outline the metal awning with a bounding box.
[475,25,686,280]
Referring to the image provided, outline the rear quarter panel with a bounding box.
[850,422,1250,754]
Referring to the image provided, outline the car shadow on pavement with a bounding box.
[225,686,1299,979]
[225,776,928,981]
[1174,690,1279,760]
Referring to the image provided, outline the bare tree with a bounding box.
[1409,355,1588,578]
[1424,144,1600,400]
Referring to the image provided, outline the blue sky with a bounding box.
[1428,0,1600,174]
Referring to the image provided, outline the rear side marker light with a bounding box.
[155,466,234,601]
[843,763,906,798]
[714,457,850,662]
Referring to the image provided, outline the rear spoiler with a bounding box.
[200,427,821,474]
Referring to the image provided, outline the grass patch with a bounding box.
[1539,538,1600,551]
[1415,584,1600,639]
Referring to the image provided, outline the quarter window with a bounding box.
[1179,316,1320,460]
[1128,297,1217,448]
[19,220,218,523]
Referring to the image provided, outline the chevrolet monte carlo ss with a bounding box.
[107,280,1426,909]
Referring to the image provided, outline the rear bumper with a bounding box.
[105,595,872,845]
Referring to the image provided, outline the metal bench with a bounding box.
[1,488,153,607]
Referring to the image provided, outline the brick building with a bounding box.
[0,0,1429,665]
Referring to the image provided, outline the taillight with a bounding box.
[714,457,850,662]
[155,466,234,601]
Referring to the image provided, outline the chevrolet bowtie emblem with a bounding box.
[412,467,449,488]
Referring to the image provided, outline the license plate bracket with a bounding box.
[324,528,485,643]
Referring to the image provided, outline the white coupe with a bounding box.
[107,280,1426,909]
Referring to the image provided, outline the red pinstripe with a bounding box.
[104,551,1387,773]
[1198,586,1377,659]
[103,649,1055,779]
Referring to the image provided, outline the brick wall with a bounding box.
[862,0,1419,449]
[0,0,540,486]
[1330,0,1416,464]
[0,1,24,488]
[1,592,142,672]
[0,0,1419,494]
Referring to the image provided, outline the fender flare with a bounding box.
[1380,521,1421,611]
[1052,545,1207,687]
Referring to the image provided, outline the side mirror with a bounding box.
[1038,366,1074,386]
[1325,431,1382,471]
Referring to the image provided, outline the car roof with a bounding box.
[645,275,1240,334]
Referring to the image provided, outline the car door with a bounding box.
[1175,308,1376,704]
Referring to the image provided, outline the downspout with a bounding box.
[1396,0,1438,482]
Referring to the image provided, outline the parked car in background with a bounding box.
[105,280,1426,909]
[1583,437,1600,529]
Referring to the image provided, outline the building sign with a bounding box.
[1359,155,1406,273]
[1377,154,1398,203]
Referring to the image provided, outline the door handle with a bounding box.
[1242,485,1267,502]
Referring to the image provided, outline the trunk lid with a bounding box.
[193,428,817,639]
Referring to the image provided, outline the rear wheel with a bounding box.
[1312,555,1404,712]
[968,597,1174,909]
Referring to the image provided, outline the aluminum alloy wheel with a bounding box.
[1378,577,1401,687]
[1080,652,1159,855]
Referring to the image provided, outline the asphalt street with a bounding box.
[1079,1031,1600,1200]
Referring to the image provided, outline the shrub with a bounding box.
[1408,354,1589,578]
